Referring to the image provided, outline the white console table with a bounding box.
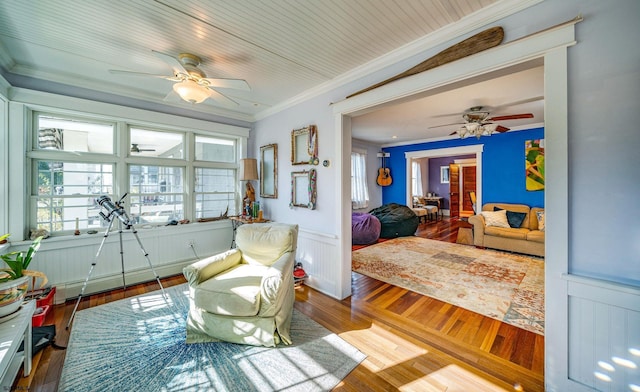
[0,300,35,389]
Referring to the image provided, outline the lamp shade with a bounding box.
[172,80,210,103]
[239,158,259,181]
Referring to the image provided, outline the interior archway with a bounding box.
[333,21,577,387]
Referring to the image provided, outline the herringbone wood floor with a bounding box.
[16,217,544,391]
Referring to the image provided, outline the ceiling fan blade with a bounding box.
[492,96,543,111]
[204,78,251,91]
[488,113,533,121]
[205,88,239,107]
[109,69,173,79]
[152,50,188,74]
[428,121,464,129]
[495,125,510,133]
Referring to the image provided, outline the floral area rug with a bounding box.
[352,236,545,335]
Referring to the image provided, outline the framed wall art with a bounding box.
[291,125,318,165]
[289,169,317,209]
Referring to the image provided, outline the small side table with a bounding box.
[229,216,270,248]
[0,300,36,390]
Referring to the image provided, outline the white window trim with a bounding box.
[8,90,250,240]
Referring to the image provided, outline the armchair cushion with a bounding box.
[236,223,297,266]
[194,264,266,316]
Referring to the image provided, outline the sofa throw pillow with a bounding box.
[493,207,527,228]
[536,210,545,231]
[480,209,510,228]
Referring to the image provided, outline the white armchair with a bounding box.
[183,223,298,347]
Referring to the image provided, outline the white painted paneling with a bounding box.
[0,0,509,119]
[13,221,233,300]
[567,277,640,392]
[296,228,339,298]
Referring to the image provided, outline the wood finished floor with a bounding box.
[17,217,544,391]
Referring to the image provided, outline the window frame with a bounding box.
[21,109,246,237]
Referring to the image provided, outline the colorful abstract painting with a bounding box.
[525,139,545,191]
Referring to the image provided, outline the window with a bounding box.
[30,114,116,233]
[351,150,369,209]
[34,161,113,232]
[195,168,237,218]
[129,165,184,225]
[130,128,183,159]
[440,166,450,184]
[412,161,423,196]
[37,115,114,154]
[195,135,235,162]
[29,112,242,235]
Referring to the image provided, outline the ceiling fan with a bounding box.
[130,143,156,153]
[109,51,250,106]
[429,97,539,138]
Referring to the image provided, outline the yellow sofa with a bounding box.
[468,203,544,257]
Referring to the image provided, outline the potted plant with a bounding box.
[0,236,45,318]
[0,233,9,245]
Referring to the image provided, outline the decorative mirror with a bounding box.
[289,169,317,209]
[260,144,278,198]
[291,125,318,165]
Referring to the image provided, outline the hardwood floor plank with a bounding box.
[18,217,544,391]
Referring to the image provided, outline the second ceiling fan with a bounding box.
[430,97,541,138]
[110,51,250,106]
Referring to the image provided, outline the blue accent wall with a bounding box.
[383,127,544,208]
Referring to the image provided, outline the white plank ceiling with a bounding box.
[0,0,543,143]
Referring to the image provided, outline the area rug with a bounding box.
[60,284,366,392]
[352,236,544,335]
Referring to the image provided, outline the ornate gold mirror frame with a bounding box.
[291,125,318,165]
[260,144,278,198]
[289,169,317,209]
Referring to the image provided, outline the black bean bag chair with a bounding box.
[369,203,419,239]
[352,212,381,245]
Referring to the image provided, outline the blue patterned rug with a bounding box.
[60,284,365,391]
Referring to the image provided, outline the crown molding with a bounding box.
[254,0,542,121]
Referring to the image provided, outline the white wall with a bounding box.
[253,1,640,390]
[254,0,640,300]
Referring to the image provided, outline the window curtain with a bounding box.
[412,161,423,196]
[351,151,369,209]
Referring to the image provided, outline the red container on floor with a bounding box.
[32,305,50,327]
[36,286,56,308]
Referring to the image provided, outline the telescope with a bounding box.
[96,195,131,227]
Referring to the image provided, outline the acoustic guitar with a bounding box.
[376,154,392,186]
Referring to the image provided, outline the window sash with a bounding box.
[33,160,113,233]
[128,165,185,225]
[351,151,369,209]
[194,167,237,218]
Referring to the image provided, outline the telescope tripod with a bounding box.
[66,205,167,329]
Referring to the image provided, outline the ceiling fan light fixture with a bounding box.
[457,123,498,139]
[173,79,209,104]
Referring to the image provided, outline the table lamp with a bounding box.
[239,158,258,216]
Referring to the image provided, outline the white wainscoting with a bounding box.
[14,222,342,304]
[13,221,233,302]
[565,275,640,392]
[296,228,339,298]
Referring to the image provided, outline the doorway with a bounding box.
[334,21,575,387]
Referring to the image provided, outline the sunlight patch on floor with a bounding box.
[339,322,515,391]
